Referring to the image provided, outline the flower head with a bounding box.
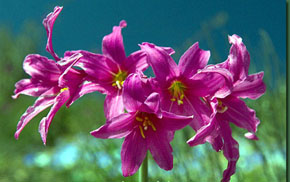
[91,73,193,176]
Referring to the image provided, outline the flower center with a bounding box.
[112,70,128,89]
[60,87,68,92]
[168,80,186,105]
[217,99,228,113]
[135,113,156,139]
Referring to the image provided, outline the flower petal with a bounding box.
[39,89,70,145]
[121,130,147,177]
[124,50,148,73]
[104,90,124,120]
[102,20,127,65]
[12,79,51,99]
[219,119,239,182]
[140,43,178,82]
[178,42,210,78]
[221,96,260,133]
[159,111,193,131]
[23,54,61,82]
[140,92,162,118]
[147,129,173,170]
[232,72,266,100]
[91,113,135,139]
[42,6,62,61]
[14,96,55,139]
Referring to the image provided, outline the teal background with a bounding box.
[0,1,286,181]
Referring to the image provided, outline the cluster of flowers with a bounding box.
[13,6,266,182]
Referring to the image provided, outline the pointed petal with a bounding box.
[39,90,69,145]
[91,113,134,139]
[159,111,193,131]
[219,119,239,182]
[232,72,266,99]
[104,90,124,120]
[160,46,175,55]
[23,54,61,82]
[121,130,147,177]
[12,79,51,99]
[42,6,62,61]
[14,96,55,139]
[66,81,107,107]
[221,96,260,133]
[102,20,127,65]
[140,43,178,82]
[124,50,148,73]
[187,117,217,147]
[147,130,173,170]
[179,42,210,78]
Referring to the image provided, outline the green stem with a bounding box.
[139,153,148,182]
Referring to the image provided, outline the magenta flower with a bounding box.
[91,73,193,176]
[187,35,266,182]
[13,6,102,144]
[65,20,149,120]
[140,42,232,132]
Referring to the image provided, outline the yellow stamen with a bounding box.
[60,87,68,92]
[112,70,128,89]
[168,80,186,105]
[148,121,156,131]
[136,117,143,122]
[217,99,228,113]
[139,125,145,139]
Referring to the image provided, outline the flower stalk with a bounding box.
[139,153,148,182]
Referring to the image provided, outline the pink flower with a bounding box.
[140,42,232,132]
[65,20,148,120]
[187,35,266,182]
[91,73,193,176]
[13,6,103,144]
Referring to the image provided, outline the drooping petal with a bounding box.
[102,20,127,65]
[124,50,148,73]
[104,90,124,120]
[178,42,210,78]
[140,43,178,83]
[12,79,51,99]
[23,54,61,82]
[222,34,250,82]
[159,111,193,131]
[232,72,266,100]
[147,129,173,171]
[66,81,107,107]
[14,96,55,139]
[91,113,135,139]
[218,119,239,182]
[221,96,260,133]
[39,89,70,145]
[65,50,118,83]
[140,92,162,118]
[42,6,63,61]
[121,130,147,177]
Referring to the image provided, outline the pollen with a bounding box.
[168,80,186,105]
[112,70,128,90]
[60,87,68,92]
[217,99,228,113]
[135,113,157,139]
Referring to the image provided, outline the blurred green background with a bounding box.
[0,1,286,182]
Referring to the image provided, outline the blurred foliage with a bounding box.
[0,12,285,182]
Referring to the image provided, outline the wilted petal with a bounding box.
[219,119,239,182]
[147,130,173,170]
[179,42,210,78]
[102,20,127,65]
[121,130,147,177]
[14,96,55,139]
[42,6,62,61]
[159,111,193,131]
[23,54,61,82]
[39,90,70,145]
[221,96,260,133]
[104,90,124,120]
[12,79,51,99]
[232,72,266,100]
[91,113,135,139]
[140,43,178,82]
